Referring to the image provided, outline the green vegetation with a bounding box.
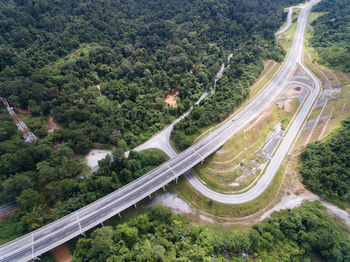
[0,105,168,243]
[0,109,85,206]
[70,202,350,262]
[250,60,280,98]
[194,104,295,192]
[0,0,304,242]
[0,0,301,151]
[299,118,350,208]
[171,38,286,150]
[0,0,304,241]
[171,3,302,151]
[175,162,286,217]
[310,0,350,72]
[278,7,301,52]
[298,5,350,155]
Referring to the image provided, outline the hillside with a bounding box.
[310,0,350,72]
[0,0,301,150]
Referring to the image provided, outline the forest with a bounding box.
[0,0,303,241]
[0,0,301,151]
[171,39,285,149]
[69,203,350,262]
[0,139,168,244]
[299,118,350,209]
[310,0,350,72]
[0,102,168,242]
[0,0,349,260]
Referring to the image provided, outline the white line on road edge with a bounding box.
[166,163,177,176]
[191,147,204,161]
[31,233,34,259]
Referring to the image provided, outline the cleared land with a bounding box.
[192,59,282,145]
[193,94,298,193]
[293,11,350,154]
[172,6,350,219]
[277,8,301,52]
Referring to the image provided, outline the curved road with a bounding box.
[275,5,302,36]
[276,6,294,35]
[0,0,320,261]
[133,53,233,157]
[186,68,320,203]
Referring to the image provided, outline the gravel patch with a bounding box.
[149,193,195,214]
[260,193,350,227]
[321,201,350,226]
[259,193,319,221]
[85,149,112,171]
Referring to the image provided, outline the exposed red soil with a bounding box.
[189,64,195,74]
[48,116,62,133]
[0,208,19,220]
[165,89,179,107]
[14,107,29,114]
[50,244,72,262]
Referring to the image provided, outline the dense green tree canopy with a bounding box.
[0,0,301,149]
[0,107,168,236]
[0,0,304,245]
[171,38,285,149]
[299,118,350,208]
[310,0,350,72]
[71,203,350,262]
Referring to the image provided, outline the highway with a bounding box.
[275,5,304,36]
[0,0,320,261]
[185,0,321,202]
[186,73,320,203]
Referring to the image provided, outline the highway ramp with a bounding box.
[0,0,321,261]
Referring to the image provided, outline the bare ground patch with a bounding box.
[165,89,179,107]
[48,116,62,133]
[50,244,71,262]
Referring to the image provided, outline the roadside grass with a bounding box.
[190,59,283,146]
[193,101,296,192]
[249,60,280,98]
[172,161,287,218]
[293,10,350,153]
[310,101,336,140]
[277,8,301,53]
[295,80,350,153]
[0,218,22,245]
[139,148,171,161]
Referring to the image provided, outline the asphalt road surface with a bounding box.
[187,75,320,203]
[276,6,293,35]
[0,0,320,261]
